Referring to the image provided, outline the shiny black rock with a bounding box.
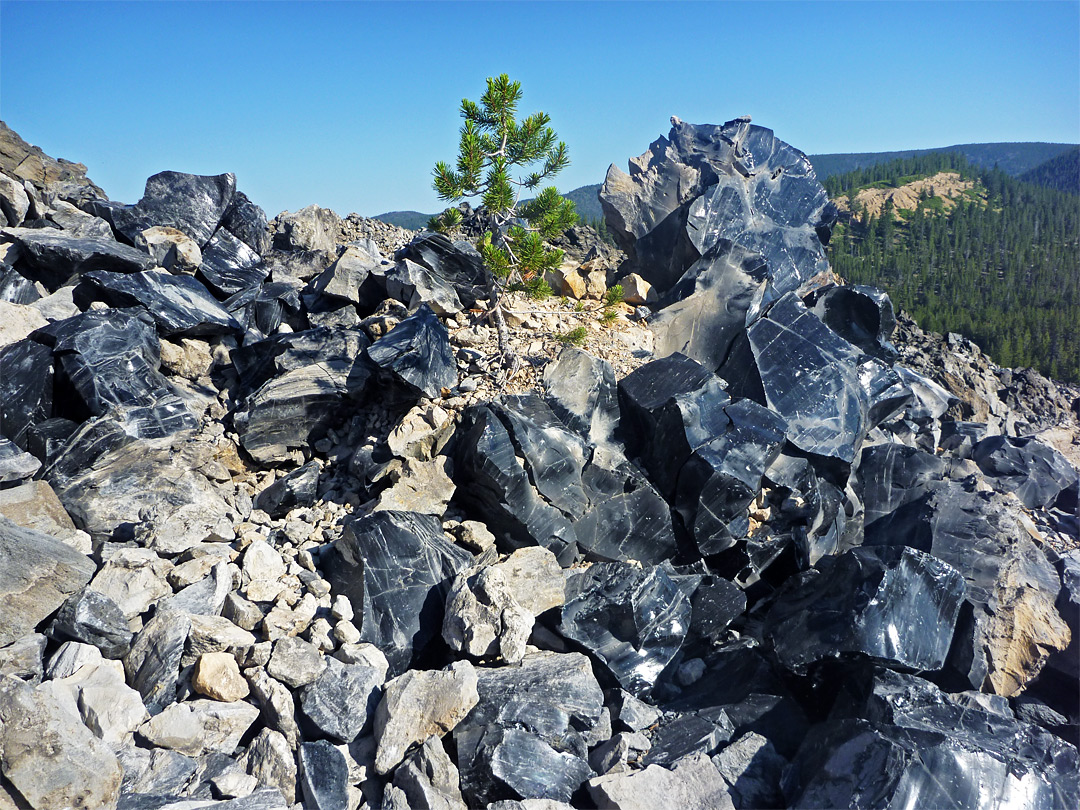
[366,304,456,399]
[618,352,731,499]
[766,545,965,673]
[331,510,472,676]
[253,460,320,519]
[395,231,493,309]
[88,171,237,247]
[48,587,133,659]
[6,227,155,290]
[543,346,621,447]
[74,269,243,337]
[675,397,786,555]
[453,650,604,807]
[221,190,271,255]
[804,284,898,360]
[724,291,871,463]
[970,434,1077,510]
[298,741,349,810]
[643,712,734,766]
[197,227,269,297]
[0,338,54,449]
[559,561,692,698]
[856,444,948,528]
[224,281,303,340]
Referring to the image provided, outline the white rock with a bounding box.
[0,301,48,349]
[138,699,260,756]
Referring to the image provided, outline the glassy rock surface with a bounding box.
[74,269,243,337]
[329,510,472,676]
[47,586,133,658]
[970,434,1077,510]
[221,189,271,255]
[766,545,965,672]
[4,226,155,290]
[559,562,692,698]
[366,303,456,399]
[198,227,269,297]
[395,231,493,310]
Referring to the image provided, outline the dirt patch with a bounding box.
[836,171,979,220]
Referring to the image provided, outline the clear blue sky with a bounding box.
[2,1,1078,218]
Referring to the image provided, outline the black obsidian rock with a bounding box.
[88,171,237,247]
[970,434,1077,510]
[805,284,898,360]
[765,545,965,673]
[856,443,948,528]
[221,190,271,255]
[723,291,872,463]
[675,397,786,555]
[366,303,456,399]
[0,337,54,449]
[453,650,603,807]
[0,265,41,303]
[299,657,382,743]
[253,461,320,519]
[330,510,472,676]
[6,227,156,291]
[198,228,269,298]
[298,740,350,810]
[48,587,133,659]
[224,281,303,339]
[74,269,243,337]
[40,308,173,419]
[618,352,731,499]
[643,712,734,766]
[395,231,493,309]
[559,561,692,698]
[543,347,621,447]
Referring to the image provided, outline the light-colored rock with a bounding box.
[184,614,257,666]
[585,268,609,300]
[240,727,297,803]
[490,546,565,615]
[334,642,390,682]
[0,675,123,809]
[545,262,587,299]
[455,520,496,553]
[387,403,456,461]
[193,651,250,702]
[87,546,174,620]
[0,172,30,225]
[391,736,467,810]
[50,660,150,748]
[29,284,80,321]
[0,479,88,553]
[372,457,456,515]
[618,273,656,306]
[246,668,301,749]
[46,200,113,239]
[587,752,734,810]
[243,539,287,582]
[211,769,260,799]
[0,516,96,646]
[267,636,326,689]
[0,633,46,684]
[138,698,259,756]
[136,225,202,273]
[374,661,479,774]
[160,337,214,380]
[0,300,47,348]
[262,592,318,640]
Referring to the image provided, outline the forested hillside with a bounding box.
[1020,147,1080,194]
[809,141,1075,179]
[825,153,1080,383]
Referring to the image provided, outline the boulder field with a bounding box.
[0,116,1078,809]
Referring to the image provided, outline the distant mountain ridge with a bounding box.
[807,142,1076,180]
[1019,146,1080,194]
[373,143,1077,228]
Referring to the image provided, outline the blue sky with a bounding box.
[2,1,1078,218]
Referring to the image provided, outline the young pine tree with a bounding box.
[430,74,578,373]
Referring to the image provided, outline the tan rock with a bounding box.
[585,269,609,300]
[193,652,250,702]
[546,262,587,298]
[0,300,47,349]
[618,273,655,306]
[136,225,202,273]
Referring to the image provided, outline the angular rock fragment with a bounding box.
[192,652,249,702]
[489,727,595,803]
[0,633,46,683]
[806,283,898,360]
[4,226,155,289]
[222,189,271,255]
[199,227,269,297]
[559,561,692,698]
[267,636,325,689]
[454,650,604,808]
[395,231,492,309]
[74,268,243,337]
[273,204,341,254]
[0,337,53,448]
[970,434,1077,510]
[124,609,191,715]
[766,545,965,673]
[48,586,133,659]
[0,516,95,646]
[91,170,236,246]
[385,257,464,315]
[0,675,124,810]
[304,239,388,306]
[138,699,259,757]
[543,346,621,446]
[135,225,202,272]
[299,655,382,743]
[298,740,350,810]
[329,510,472,676]
[587,753,735,810]
[374,661,479,774]
[643,712,734,766]
[239,727,297,803]
[0,436,40,483]
[390,736,467,810]
[713,732,787,810]
[366,303,456,399]
[246,669,301,749]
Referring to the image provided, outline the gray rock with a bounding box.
[0,437,40,484]
[385,257,464,315]
[117,746,198,798]
[0,633,46,684]
[124,609,191,715]
[587,752,735,810]
[0,516,95,646]
[239,727,297,804]
[374,661,479,775]
[87,546,174,620]
[273,204,342,255]
[305,239,387,305]
[543,346,620,446]
[49,657,148,748]
[712,732,786,810]
[138,699,260,756]
[246,668,301,750]
[0,479,86,553]
[267,636,326,689]
[159,561,232,618]
[391,736,467,810]
[0,171,30,225]
[48,586,133,658]
[298,740,350,810]
[299,655,383,744]
[616,690,661,732]
[0,675,123,810]
[183,614,257,667]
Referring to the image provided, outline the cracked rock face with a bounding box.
[0,120,1075,810]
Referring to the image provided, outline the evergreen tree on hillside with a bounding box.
[827,155,1080,383]
[429,74,577,373]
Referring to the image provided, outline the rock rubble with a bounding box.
[0,117,1077,810]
